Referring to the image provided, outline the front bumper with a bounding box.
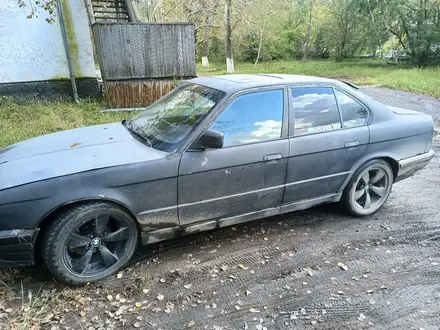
[396,149,435,182]
[0,229,39,267]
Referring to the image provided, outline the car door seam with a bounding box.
[176,152,184,225]
[281,140,290,204]
[178,184,285,208]
[178,156,286,176]
[139,205,178,215]
[173,171,351,209]
[179,144,355,177]
[284,171,351,187]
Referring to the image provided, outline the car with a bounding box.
[0,74,435,285]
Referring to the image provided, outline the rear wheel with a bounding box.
[341,159,394,217]
[42,202,138,286]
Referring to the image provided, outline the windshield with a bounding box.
[125,84,225,152]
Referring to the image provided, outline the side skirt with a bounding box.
[141,194,339,245]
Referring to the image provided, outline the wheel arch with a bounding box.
[378,156,399,181]
[34,198,139,264]
[339,154,399,195]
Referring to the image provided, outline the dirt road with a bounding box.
[362,86,440,127]
[1,88,440,330]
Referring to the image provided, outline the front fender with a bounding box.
[37,188,138,226]
[0,158,180,231]
[0,186,137,230]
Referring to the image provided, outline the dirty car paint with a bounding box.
[0,74,435,268]
[0,123,168,190]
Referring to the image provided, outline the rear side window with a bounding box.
[210,89,284,147]
[291,87,341,136]
[334,89,369,128]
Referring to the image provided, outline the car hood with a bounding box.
[0,122,167,190]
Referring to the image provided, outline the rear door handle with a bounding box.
[345,141,360,148]
[263,153,282,161]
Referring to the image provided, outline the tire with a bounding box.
[341,159,394,217]
[42,202,139,286]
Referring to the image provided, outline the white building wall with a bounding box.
[0,0,96,83]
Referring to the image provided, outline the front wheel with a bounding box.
[341,159,394,217]
[42,202,139,286]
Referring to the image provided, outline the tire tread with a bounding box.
[41,202,137,286]
[340,159,393,217]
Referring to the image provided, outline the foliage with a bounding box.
[356,0,440,66]
[2,59,439,148]
[15,0,440,65]
[18,0,57,23]
[197,59,440,96]
[327,0,365,60]
[132,0,440,66]
[386,0,440,66]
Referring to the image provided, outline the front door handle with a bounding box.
[263,153,282,161]
[345,141,360,148]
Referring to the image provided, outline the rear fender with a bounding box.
[338,151,399,196]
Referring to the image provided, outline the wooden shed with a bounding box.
[92,22,196,108]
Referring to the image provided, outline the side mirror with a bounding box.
[192,129,224,149]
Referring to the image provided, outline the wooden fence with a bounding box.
[92,22,196,107]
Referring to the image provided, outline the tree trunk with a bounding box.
[254,15,266,69]
[224,0,234,73]
[390,35,398,63]
[202,14,212,67]
[302,0,314,61]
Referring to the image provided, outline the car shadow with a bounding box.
[130,203,345,265]
[6,203,345,286]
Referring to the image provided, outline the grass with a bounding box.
[1,279,80,330]
[0,58,438,329]
[198,59,440,98]
[1,59,439,149]
[0,99,129,148]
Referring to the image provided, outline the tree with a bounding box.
[201,0,221,67]
[133,0,439,66]
[387,0,440,66]
[224,0,234,73]
[358,0,440,66]
[137,0,164,22]
[302,0,316,60]
[253,14,267,67]
[18,0,57,23]
[238,0,290,66]
[137,0,223,66]
[327,0,367,60]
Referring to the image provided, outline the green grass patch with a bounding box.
[1,59,439,149]
[0,100,129,148]
[198,59,440,98]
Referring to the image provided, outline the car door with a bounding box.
[178,88,289,226]
[283,85,370,204]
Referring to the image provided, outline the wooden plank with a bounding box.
[92,0,125,3]
[104,79,184,108]
[92,5,127,9]
[94,16,129,21]
[92,22,196,80]
[94,10,128,14]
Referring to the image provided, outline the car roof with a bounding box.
[189,74,340,93]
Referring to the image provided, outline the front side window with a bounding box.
[210,89,284,147]
[291,87,341,136]
[334,89,369,128]
[126,84,225,152]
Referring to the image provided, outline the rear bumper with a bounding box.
[0,229,38,267]
[396,149,435,182]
